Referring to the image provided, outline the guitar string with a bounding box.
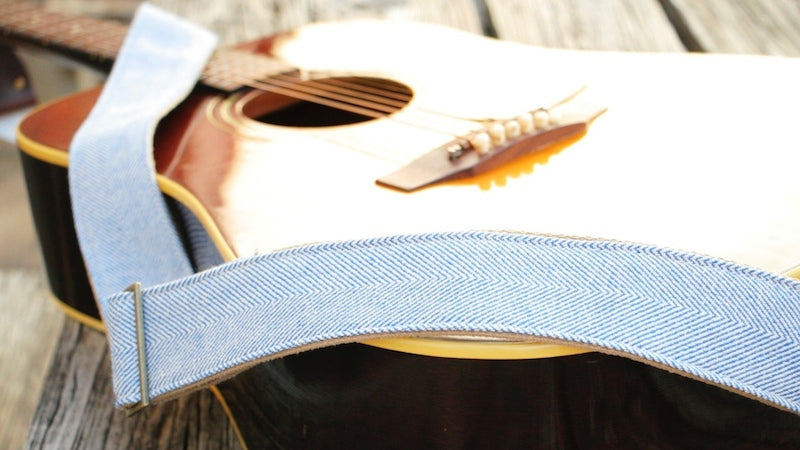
[5,8,530,151]
[266,73,488,134]
[205,96,411,163]
[265,68,542,130]
[229,73,487,141]
[6,7,491,133]
[300,74,564,130]
[320,76,416,101]
[2,9,407,162]
[6,12,485,145]
[273,73,411,110]
[1,6,412,116]
[203,37,445,128]
[251,73,411,116]
[2,12,486,161]
[1,7,125,58]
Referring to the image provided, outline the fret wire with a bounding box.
[26,16,84,44]
[0,3,124,58]
[53,18,122,48]
[44,20,84,36]
[68,20,124,50]
[3,7,66,31]
[86,25,123,53]
[70,30,122,57]
[0,4,36,19]
[0,3,24,14]
[26,13,62,28]
[3,12,46,30]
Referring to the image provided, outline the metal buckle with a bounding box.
[124,282,150,415]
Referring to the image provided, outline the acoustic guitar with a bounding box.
[4,2,800,448]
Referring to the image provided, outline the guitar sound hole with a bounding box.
[241,76,413,128]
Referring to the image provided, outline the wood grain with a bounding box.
[25,320,241,449]
[486,0,684,51]
[151,0,483,45]
[663,0,800,56]
[0,148,42,270]
[0,270,62,450]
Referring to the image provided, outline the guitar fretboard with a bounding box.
[0,2,292,92]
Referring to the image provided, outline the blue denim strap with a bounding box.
[68,3,217,305]
[68,5,800,416]
[101,232,800,414]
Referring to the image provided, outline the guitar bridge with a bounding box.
[376,89,606,192]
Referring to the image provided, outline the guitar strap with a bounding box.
[69,4,800,416]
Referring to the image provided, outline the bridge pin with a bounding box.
[517,112,534,133]
[469,132,493,156]
[488,122,507,146]
[504,120,521,138]
[533,109,550,129]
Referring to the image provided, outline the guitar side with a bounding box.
[17,85,225,322]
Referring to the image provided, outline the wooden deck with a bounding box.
[1,0,798,448]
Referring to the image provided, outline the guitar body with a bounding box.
[16,20,800,448]
[20,20,800,271]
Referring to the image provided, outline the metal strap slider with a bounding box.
[124,282,150,415]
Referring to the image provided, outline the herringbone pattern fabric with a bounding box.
[102,231,800,414]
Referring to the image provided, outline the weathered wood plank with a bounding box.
[151,0,483,45]
[662,0,800,56]
[0,271,63,450]
[0,148,42,270]
[485,0,684,51]
[25,320,242,449]
[4,2,117,448]
[43,0,142,19]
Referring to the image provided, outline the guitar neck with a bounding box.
[0,3,124,70]
[0,2,291,92]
